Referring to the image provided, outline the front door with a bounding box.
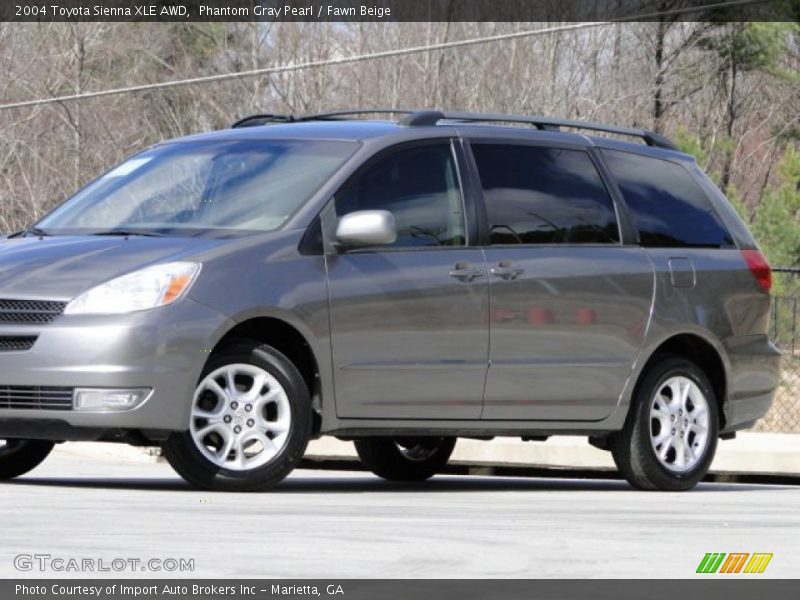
[469,142,654,421]
[327,141,489,420]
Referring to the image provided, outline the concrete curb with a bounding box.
[54,442,162,464]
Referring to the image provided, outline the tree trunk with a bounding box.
[653,18,668,133]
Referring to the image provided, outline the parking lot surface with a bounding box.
[1,444,798,578]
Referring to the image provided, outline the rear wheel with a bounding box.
[162,340,312,492]
[0,439,54,479]
[354,436,456,482]
[609,355,719,491]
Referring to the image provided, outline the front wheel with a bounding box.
[354,437,457,482]
[0,439,54,479]
[609,355,719,491]
[162,340,312,492]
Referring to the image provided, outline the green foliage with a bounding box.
[725,183,751,225]
[752,146,800,269]
[674,127,708,165]
[698,22,793,77]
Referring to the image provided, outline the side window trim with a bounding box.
[465,138,623,248]
[451,137,482,248]
[588,147,640,246]
[321,138,471,255]
[460,137,491,247]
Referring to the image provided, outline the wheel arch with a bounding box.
[210,315,324,434]
[631,332,729,431]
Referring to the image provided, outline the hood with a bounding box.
[0,235,231,300]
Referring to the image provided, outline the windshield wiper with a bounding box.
[7,227,51,238]
[90,229,164,238]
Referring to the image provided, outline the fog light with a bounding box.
[73,388,152,411]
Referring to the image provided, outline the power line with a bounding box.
[0,0,766,111]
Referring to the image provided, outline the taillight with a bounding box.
[741,249,772,293]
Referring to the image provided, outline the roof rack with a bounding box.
[230,108,678,151]
[300,109,417,121]
[401,110,679,150]
[230,114,296,128]
[231,109,416,128]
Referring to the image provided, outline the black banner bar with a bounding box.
[0,0,795,23]
[5,580,800,600]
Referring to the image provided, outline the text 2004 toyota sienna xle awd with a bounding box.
[0,110,780,491]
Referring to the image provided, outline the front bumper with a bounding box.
[0,298,233,439]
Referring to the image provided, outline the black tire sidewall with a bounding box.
[354,436,456,482]
[617,356,719,491]
[0,440,55,479]
[163,340,312,492]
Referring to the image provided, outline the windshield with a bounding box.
[37,139,358,236]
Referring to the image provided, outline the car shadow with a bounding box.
[3,471,790,494]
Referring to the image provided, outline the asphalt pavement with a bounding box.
[0,444,798,578]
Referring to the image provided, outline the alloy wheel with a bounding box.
[649,375,710,473]
[190,363,291,471]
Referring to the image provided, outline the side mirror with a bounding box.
[335,210,397,248]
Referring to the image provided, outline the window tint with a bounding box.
[335,144,465,247]
[470,144,619,245]
[601,150,734,248]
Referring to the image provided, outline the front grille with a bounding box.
[0,386,74,410]
[0,336,37,351]
[0,299,67,324]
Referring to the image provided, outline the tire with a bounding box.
[0,439,54,479]
[162,339,312,492]
[609,354,719,491]
[354,436,456,482]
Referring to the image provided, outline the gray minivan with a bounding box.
[0,110,781,491]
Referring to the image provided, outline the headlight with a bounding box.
[64,261,201,315]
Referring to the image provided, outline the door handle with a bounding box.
[490,262,524,281]
[450,262,484,282]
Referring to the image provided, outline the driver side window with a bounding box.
[335,143,466,248]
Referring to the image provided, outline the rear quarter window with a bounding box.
[601,149,734,248]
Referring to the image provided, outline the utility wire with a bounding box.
[0,0,767,111]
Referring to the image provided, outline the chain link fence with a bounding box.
[754,268,800,433]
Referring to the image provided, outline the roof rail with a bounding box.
[425,111,679,150]
[230,108,679,150]
[231,114,295,128]
[398,111,445,127]
[299,109,416,121]
[231,109,417,128]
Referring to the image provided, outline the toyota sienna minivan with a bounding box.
[0,109,781,491]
